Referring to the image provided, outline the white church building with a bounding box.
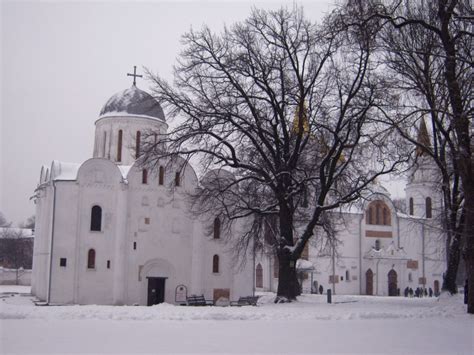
[32,73,446,305]
[255,139,447,297]
[31,78,253,306]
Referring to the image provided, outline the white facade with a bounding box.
[256,160,446,297]
[32,84,446,304]
[31,85,252,305]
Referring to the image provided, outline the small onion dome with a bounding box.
[99,85,165,121]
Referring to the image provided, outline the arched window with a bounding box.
[383,207,389,225]
[212,255,219,273]
[345,270,350,282]
[142,169,148,184]
[158,166,164,185]
[366,207,373,224]
[135,131,141,159]
[256,263,263,288]
[409,198,414,216]
[87,249,96,269]
[90,205,102,231]
[117,129,123,162]
[425,197,432,218]
[175,172,181,187]
[213,217,221,239]
[367,201,391,226]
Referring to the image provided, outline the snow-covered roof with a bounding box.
[53,161,82,180]
[117,165,132,179]
[296,259,315,271]
[99,85,165,121]
[39,160,133,185]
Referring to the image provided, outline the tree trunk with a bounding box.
[463,194,474,313]
[437,0,474,313]
[276,251,299,300]
[276,198,300,300]
[442,233,461,293]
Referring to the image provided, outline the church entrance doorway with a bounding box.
[388,269,398,296]
[147,277,166,306]
[366,269,373,295]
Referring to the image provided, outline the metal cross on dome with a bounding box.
[127,66,143,86]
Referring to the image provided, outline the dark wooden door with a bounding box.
[388,269,397,296]
[366,269,373,295]
[147,277,166,306]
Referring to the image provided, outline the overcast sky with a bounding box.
[1,0,404,225]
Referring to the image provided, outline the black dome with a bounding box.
[99,85,165,121]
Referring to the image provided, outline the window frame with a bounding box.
[212,254,219,273]
[425,197,432,218]
[90,205,102,232]
[159,166,164,185]
[213,217,221,239]
[175,171,181,187]
[135,131,141,159]
[87,249,96,269]
[117,129,123,162]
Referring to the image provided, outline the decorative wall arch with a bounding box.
[140,258,176,280]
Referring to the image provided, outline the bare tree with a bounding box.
[19,215,35,230]
[0,211,11,227]
[346,0,473,311]
[141,8,406,300]
[0,228,33,284]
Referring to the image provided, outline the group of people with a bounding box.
[404,286,437,298]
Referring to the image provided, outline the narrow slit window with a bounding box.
[159,166,164,185]
[213,217,221,239]
[87,249,96,269]
[90,205,102,231]
[142,169,148,184]
[133,242,137,250]
[256,263,263,288]
[107,260,111,269]
[117,129,123,162]
[409,198,414,216]
[383,208,389,225]
[426,197,432,218]
[175,172,180,187]
[136,131,141,159]
[212,254,219,273]
[366,207,373,224]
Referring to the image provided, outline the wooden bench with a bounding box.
[230,296,259,306]
[186,295,213,306]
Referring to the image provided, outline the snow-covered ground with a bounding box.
[0,286,472,354]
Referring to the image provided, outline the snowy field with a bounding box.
[0,286,472,354]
